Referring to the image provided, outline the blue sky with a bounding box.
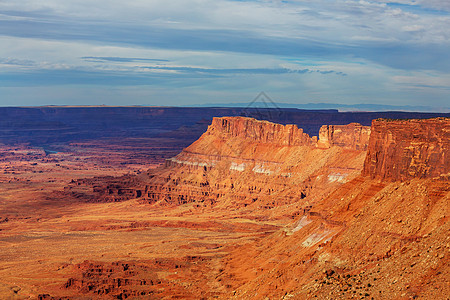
[0,0,449,110]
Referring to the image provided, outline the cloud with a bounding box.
[377,1,450,12]
[0,0,449,108]
[0,57,35,66]
[393,74,450,90]
[140,65,346,76]
[0,63,346,89]
[0,15,448,71]
[81,57,169,63]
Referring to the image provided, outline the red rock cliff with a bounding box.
[146,117,370,208]
[71,117,372,206]
[317,123,371,150]
[363,118,450,181]
[207,117,316,146]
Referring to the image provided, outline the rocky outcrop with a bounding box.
[221,118,450,300]
[63,261,161,298]
[207,117,316,146]
[67,117,369,208]
[62,257,216,299]
[363,118,450,181]
[317,123,371,150]
[67,117,449,209]
[174,117,370,166]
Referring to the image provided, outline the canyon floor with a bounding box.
[0,143,287,299]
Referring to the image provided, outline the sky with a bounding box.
[0,0,449,110]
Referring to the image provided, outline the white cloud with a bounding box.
[376,0,450,11]
[1,0,448,43]
[393,73,450,88]
[402,24,424,31]
[0,0,449,107]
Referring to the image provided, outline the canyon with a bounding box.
[0,107,448,299]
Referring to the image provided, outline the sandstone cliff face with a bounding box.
[317,123,371,150]
[363,118,450,181]
[181,117,368,161]
[219,118,449,299]
[207,117,316,146]
[67,117,370,208]
[77,117,371,209]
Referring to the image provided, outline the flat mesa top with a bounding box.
[18,105,171,108]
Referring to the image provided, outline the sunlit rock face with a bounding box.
[126,117,369,208]
[317,123,371,150]
[363,118,450,181]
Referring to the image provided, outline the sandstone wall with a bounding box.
[69,117,371,206]
[363,118,450,181]
[317,123,371,150]
[141,118,369,207]
[207,117,371,150]
[206,117,316,146]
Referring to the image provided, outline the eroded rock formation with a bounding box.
[317,123,371,150]
[61,258,215,299]
[363,118,450,181]
[220,117,450,300]
[207,116,316,146]
[68,117,371,210]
